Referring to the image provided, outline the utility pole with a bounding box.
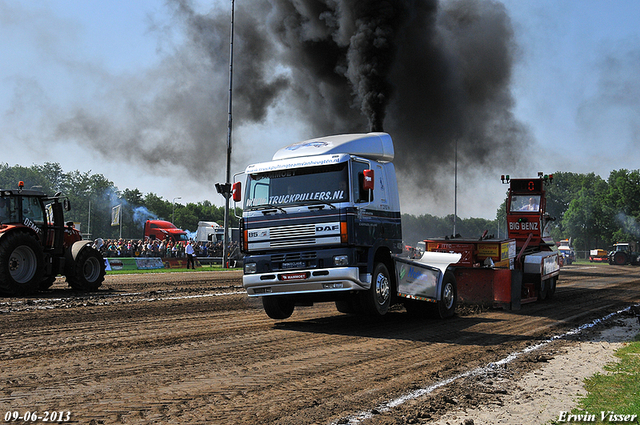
[222,0,236,268]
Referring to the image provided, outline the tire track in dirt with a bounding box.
[0,265,639,424]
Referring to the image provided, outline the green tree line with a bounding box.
[0,163,239,240]
[2,164,639,254]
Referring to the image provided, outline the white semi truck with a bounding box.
[233,133,461,319]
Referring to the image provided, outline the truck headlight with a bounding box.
[244,262,257,274]
[333,255,349,266]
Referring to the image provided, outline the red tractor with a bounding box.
[0,181,105,295]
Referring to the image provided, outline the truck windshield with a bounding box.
[245,162,349,209]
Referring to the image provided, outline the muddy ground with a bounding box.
[1,264,639,424]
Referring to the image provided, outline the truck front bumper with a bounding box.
[243,267,371,297]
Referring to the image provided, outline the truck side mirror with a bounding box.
[363,169,374,191]
[232,182,242,202]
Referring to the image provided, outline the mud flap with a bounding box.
[511,269,522,310]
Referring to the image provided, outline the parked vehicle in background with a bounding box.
[195,221,240,245]
[589,249,608,262]
[143,219,188,242]
[558,239,575,265]
[196,221,221,242]
[0,181,105,295]
[608,242,640,265]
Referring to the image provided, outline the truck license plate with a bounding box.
[282,261,305,269]
[279,272,309,281]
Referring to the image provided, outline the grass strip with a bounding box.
[566,333,640,423]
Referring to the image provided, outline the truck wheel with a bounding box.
[431,271,457,319]
[360,262,391,316]
[546,277,557,299]
[0,232,44,295]
[67,247,105,291]
[538,278,549,300]
[613,251,627,265]
[262,296,295,319]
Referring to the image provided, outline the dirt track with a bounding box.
[1,264,639,424]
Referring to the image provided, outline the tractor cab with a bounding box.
[0,182,71,256]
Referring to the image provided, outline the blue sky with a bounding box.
[1,0,639,221]
[503,0,640,176]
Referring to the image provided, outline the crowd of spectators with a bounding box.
[93,238,241,259]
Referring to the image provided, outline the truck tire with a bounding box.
[262,296,295,319]
[431,271,457,319]
[538,278,549,300]
[613,251,628,265]
[0,232,44,295]
[360,262,391,316]
[546,277,557,299]
[67,247,105,291]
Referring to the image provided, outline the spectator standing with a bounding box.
[185,240,195,269]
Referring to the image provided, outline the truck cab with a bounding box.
[239,133,403,319]
[143,220,188,242]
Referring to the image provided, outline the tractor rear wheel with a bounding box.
[0,232,44,295]
[613,251,628,265]
[67,247,105,291]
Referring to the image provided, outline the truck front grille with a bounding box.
[270,238,315,248]
[269,224,316,239]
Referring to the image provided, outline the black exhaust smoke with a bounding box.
[55,0,529,195]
